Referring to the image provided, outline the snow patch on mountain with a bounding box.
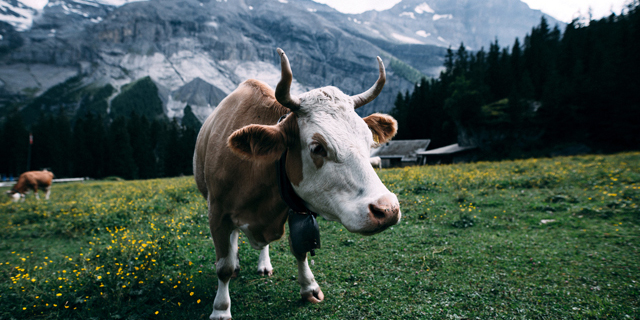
[56,1,91,17]
[415,30,430,38]
[433,14,452,21]
[400,12,415,19]
[76,0,147,6]
[1,0,147,31]
[392,32,423,44]
[18,0,48,10]
[70,0,98,7]
[0,0,41,31]
[414,2,434,14]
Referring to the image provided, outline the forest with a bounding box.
[392,3,640,158]
[0,109,200,180]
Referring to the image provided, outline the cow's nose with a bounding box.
[368,194,400,226]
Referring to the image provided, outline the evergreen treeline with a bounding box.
[392,3,640,157]
[0,112,200,180]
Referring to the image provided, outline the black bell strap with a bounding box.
[276,150,317,217]
[275,113,321,256]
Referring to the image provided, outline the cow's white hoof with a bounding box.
[209,309,231,320]
[301,287,324,303]
[257,267,273,276]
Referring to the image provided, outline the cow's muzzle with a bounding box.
[362,194,400,235]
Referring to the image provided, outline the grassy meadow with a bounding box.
[1,152,639,319]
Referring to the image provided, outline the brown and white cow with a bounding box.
[6,170,54,202]
[194,48,401,320]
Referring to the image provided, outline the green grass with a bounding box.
[1,152,639,319]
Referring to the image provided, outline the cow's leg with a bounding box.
[33,186,40,200]
[257,245,273,276]
[210,219,239,320]
[44,186,51,200]
[292,250,324,303]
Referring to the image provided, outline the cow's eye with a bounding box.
[310,143,327,157]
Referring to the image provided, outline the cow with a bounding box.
[194,48,401,320]
[370,156,382,169]
[6,170,54,202]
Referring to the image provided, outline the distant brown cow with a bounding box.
[6,170,54,202]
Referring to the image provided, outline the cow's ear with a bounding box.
[363,113,397,144]
[228,124,287,162]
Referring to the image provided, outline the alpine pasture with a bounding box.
[1,153,639,319]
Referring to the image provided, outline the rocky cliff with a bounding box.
[0,0,558,122]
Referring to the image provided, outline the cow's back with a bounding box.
[37,171,54,185]
[194,80,289,204]
[15,170,53,192]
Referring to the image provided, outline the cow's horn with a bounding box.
[275,48,302,111]
[352,56,386,109]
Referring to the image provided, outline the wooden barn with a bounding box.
[370,140,431,168]
[417,143,477,165]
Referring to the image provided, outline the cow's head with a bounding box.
[6,190,22,202]
[228,48,400,235]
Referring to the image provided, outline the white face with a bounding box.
[291,87,401,235]
[10,192,21,202]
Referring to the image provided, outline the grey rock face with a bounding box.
[172,77,227,109]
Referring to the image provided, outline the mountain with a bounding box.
[328,0,560,50]
[0,0,560,123]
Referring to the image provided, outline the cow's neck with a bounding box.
[277,150,316,217]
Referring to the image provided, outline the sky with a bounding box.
[312,0,632,22]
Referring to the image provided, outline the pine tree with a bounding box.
[179,124,199,175]
[486,39,501,101]
[510,38,523,82]
[72,116,93,177]
[390,91,409,139]
[162,119,182,177]
[453,43,469,77]
[108,116,137,179]
[150,118,168,177]
[181,105,202,131]
[30,113,72,176]
[0,113,29,177]
[128,113,157,179]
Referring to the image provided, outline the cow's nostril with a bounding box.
[369,203,386,220]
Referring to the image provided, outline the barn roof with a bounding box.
[417,143,476,155]
[370,139,431,161]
